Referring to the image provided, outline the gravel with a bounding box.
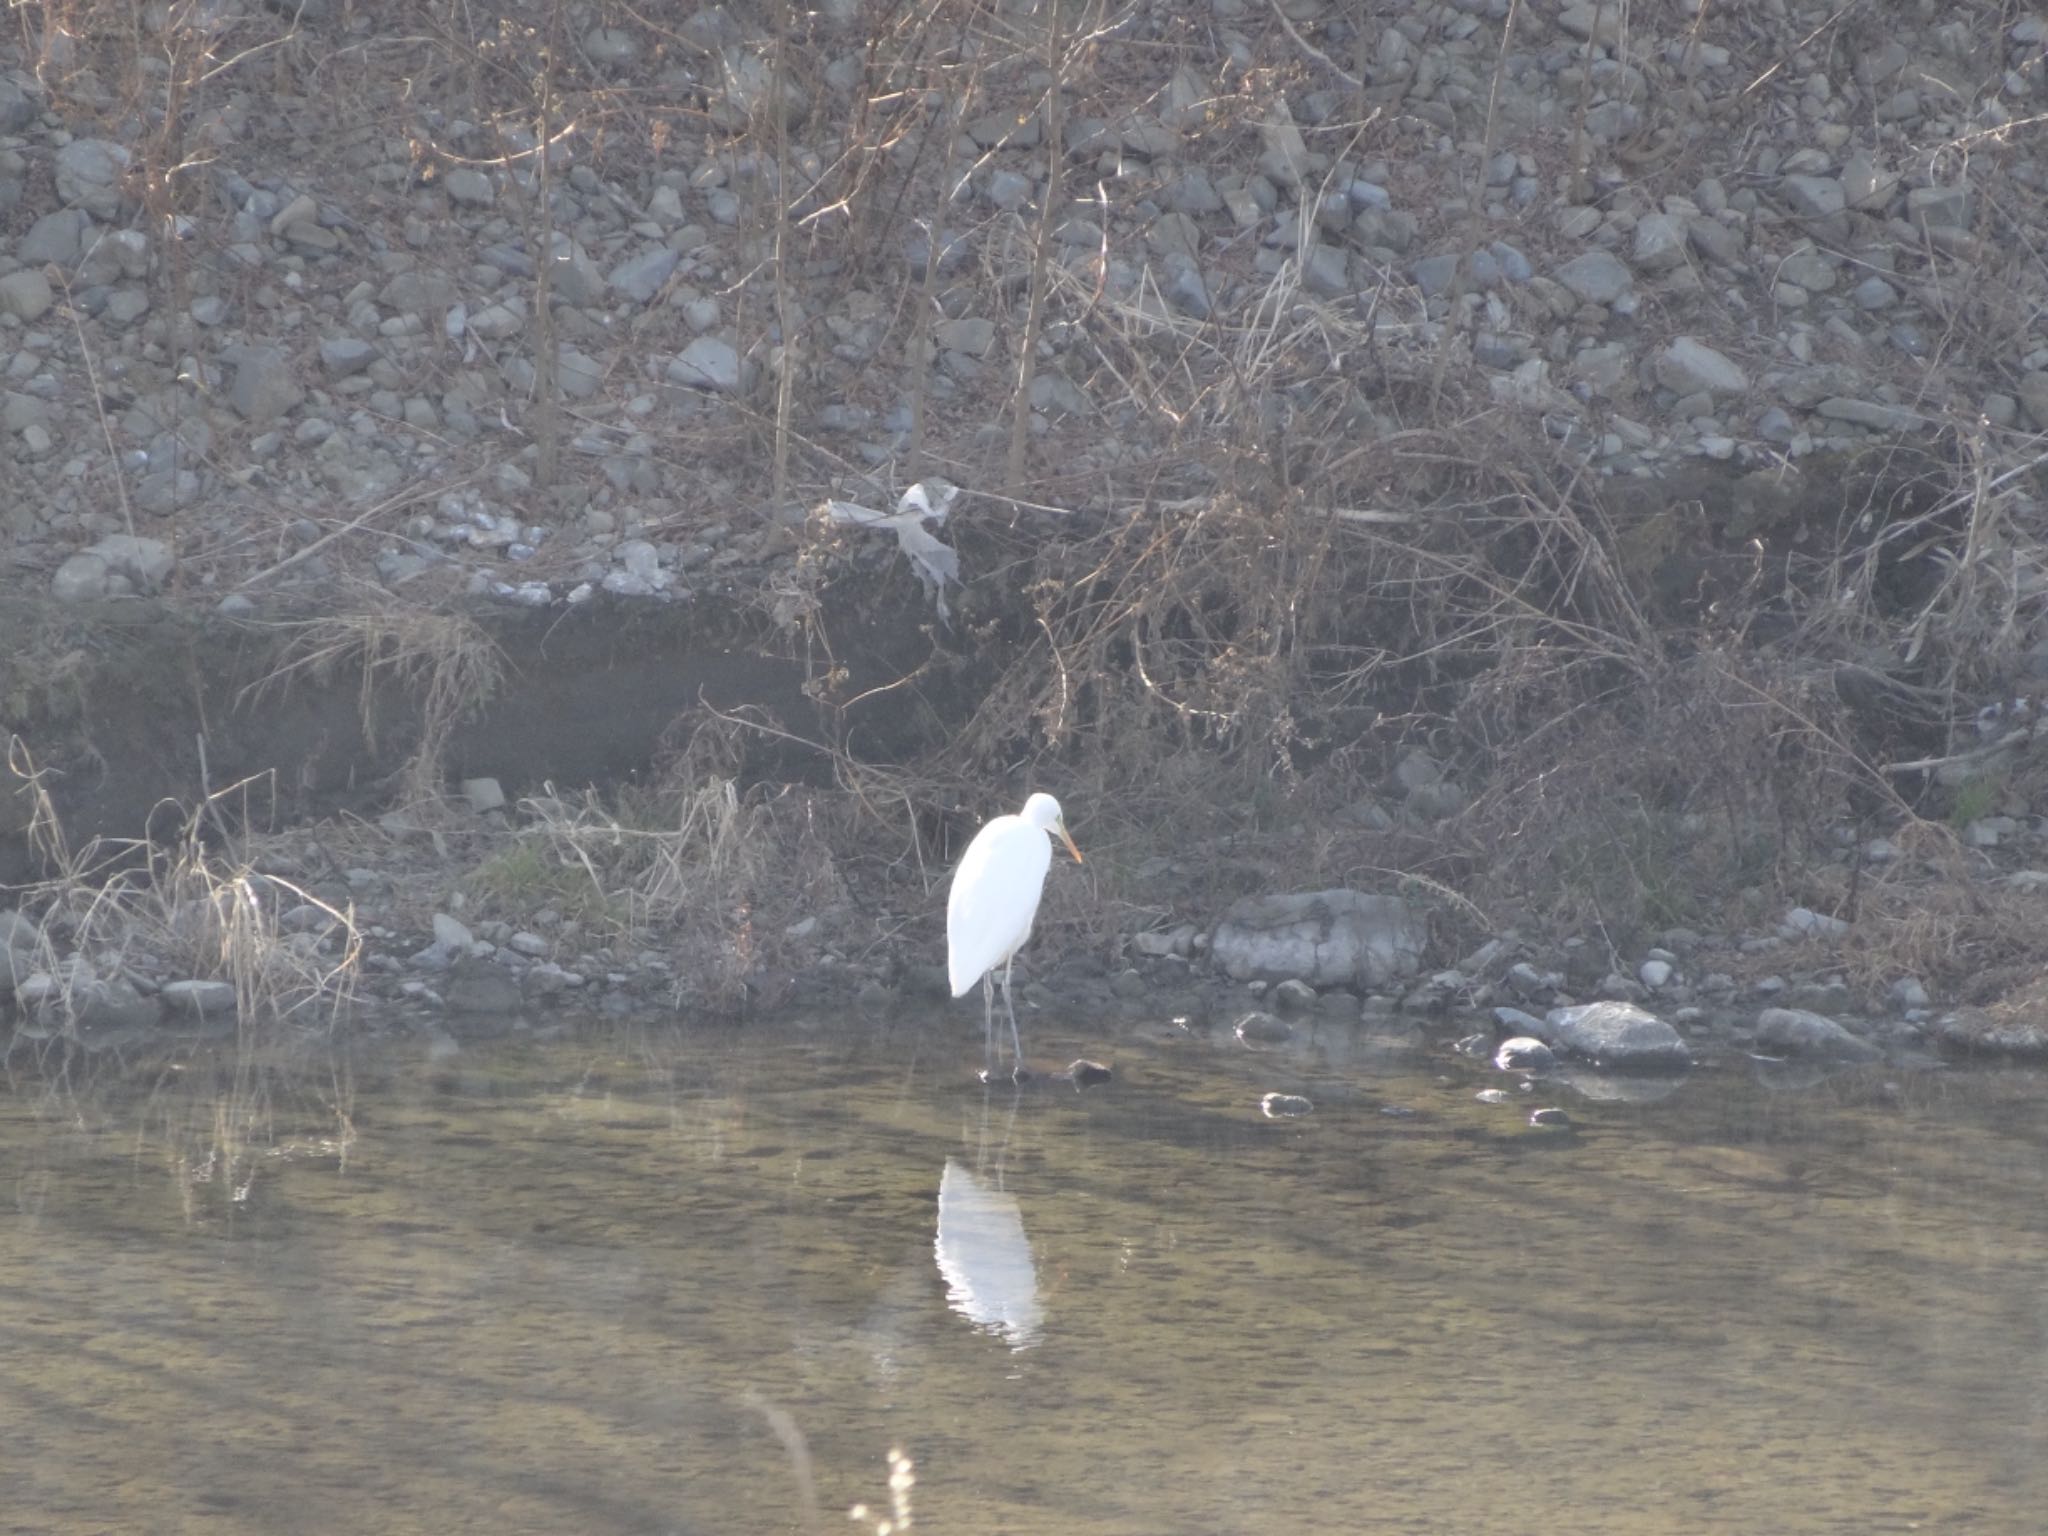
[0,0,2036,627]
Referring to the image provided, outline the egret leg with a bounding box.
[980,971,998,1075]
[999,954,1024,1073]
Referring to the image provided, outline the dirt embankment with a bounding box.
[3,3,2047,1040]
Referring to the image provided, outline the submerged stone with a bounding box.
[1753,1006,1880,1062]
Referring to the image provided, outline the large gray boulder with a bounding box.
[1209,890,1426,989]
[1536,1000,1693,1071]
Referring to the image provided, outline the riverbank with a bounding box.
[4,3,2047,1057]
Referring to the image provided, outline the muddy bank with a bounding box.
[0,586,952,886]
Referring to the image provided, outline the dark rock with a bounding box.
[443,957,525,1015]
[1234,1011,1293,1046]
[1064,1059,1114,1088]
[1272,977,1317,1011]
[73,976,163,1033]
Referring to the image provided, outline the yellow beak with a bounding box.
[1057,825,1083,864]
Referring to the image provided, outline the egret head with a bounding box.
[1022,792,1083,864]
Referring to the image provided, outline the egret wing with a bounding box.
[946,815,1052,996]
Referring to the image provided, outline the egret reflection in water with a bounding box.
[934,1157,1044,1350]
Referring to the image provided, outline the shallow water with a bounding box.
[4,1008,2046,1536]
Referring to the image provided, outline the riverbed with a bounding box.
[4,1008,2044,1534]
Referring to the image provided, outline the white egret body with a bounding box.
[946,792,1082,1074]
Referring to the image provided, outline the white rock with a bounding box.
[1655,336,1747,396]
[461,777,506,813]
[1539,1000,1693,1071]
[1780,906,1849,939]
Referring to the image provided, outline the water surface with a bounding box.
[4,1009,2045,1534]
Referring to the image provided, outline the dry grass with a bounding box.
[243,597,503,800]
[464,747,852,1011]
[873,237,2048,989]
[7,738,361,1034]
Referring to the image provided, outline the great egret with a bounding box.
[947,792,1082,1075]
